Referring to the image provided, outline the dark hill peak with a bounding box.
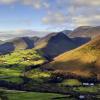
[35,32,77,58]
[49,32,73,42]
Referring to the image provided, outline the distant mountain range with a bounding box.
[0,26,100,57]
[0,37,39,54]
[42,35,100,80]
[69,26,100,38]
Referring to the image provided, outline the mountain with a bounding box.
[0,37,39,54]
[42,35,100,80]
[35,32,77,59]
[72,37,91,46]
[69,26,100,38]
[32,36,40,42]
[60,29,91,46]
[62,30,72,35]
[0,42,14,54]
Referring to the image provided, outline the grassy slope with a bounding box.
[0,49,45,65]
[43,35,100,78]
[0,49,46,84]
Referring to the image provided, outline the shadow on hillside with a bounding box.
[39,33,77,58]
[0,63,41,72]
[21,37,35,49]
[72,37,91,46]
[52,96,72,100]
[0,42,15,54]
[0,37,35,54]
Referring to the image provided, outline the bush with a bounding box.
[61,79,82,86]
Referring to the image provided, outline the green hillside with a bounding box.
[0,49,46,84]
[0,49,45,66]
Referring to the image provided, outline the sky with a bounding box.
[0,0,100,40]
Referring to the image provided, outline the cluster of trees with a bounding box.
[0,91,8,100]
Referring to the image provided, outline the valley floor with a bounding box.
[0,88,71,100]
[0,84,100,100]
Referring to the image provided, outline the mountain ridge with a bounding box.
[69,26,100,38]
[42,35,100,80]
[35,32,77,58]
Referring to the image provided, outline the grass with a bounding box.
[0,89,70,100]
[0,68,21,76]
[0,87,100,100]
[73,84,100,93]
[0,49,47,84]
[0,49,46,66]
[26,69,51,79]
[60,79,82,86]
[7,92,65,100]
[1,77,23,84]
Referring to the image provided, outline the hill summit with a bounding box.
[35,32,77,58]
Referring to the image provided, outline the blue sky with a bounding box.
[0,0,100,40]
[0,2,48,31]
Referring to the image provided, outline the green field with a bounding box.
[0,89,74,100]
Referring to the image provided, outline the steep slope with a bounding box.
[72,37,91,46]
[42,35,100,79]
[35,32,77,58]
[0,42,14,54]
[10,37,35,50]
[0,37,39,54]
[69,26,100,38]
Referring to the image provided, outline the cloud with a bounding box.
[20,0,50,9]
[0,0,16,4]
[0,30,49,40]
[41,0,100,28]
[42,12,68,24]
[0,0,100,29]
[0,0,50,9]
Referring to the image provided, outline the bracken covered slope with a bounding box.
[42,35,100,79]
